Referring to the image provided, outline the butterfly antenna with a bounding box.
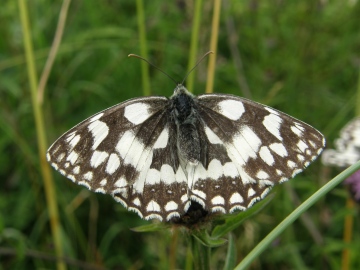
[128,54,177,85]
[181,51,214,85]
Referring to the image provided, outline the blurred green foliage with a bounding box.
[1,0,360,269]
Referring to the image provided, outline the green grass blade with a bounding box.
[186,0,202,93]
[18,1,65,269]
[205,0,221,94]
[235,160,360,270]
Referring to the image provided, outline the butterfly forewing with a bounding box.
[47,86,325,222]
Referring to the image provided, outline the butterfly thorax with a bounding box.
[171,85,201,165]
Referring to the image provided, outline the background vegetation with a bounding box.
[1,0,360,269]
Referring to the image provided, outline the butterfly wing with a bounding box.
[185,94,326,213]
[322,118,360,167]
[48,91,326,222]
[47,96,190,221]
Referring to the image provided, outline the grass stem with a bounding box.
[205,0,221,94]
[187,0,203,93]
[18,1,66,269]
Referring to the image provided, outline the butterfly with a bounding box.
[322,118,360,167]
[47,83,325,222]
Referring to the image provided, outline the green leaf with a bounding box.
[223,233,237,270]
[192,230,227,247]
[131,222,169,232]
[212,194,274,239]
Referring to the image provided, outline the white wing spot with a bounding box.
[100,179,107,186]
[181,194,188,203]
[79,181,91,189]
[88,120,109,150]
[153,127,169,149]
[217,99,245,120]
[89,113,103,123]
[297,140,308,153]
[175,167,187,184]
[276,169,283,175]
[68,134,81,149]
[165,201,178,211]
[145,169,161,185]
[73,166,80,174]
[194,163,207,181]
[248,188,256,197]
[265,107,279,115]
[230,125,262,165]
[291,125,303,137]
[57,152,65,162]
[211,195,225,205]
[230,192,244,204]
[133,198,141,206]
[259,146,275,165]
[66,151,79,165]
[124,103,152,124]
[65,132,76,142]
[95,188,105,193]
[287,160,297,168]
[116,130,145,166]
[105,153,121,174]
[292,169,303,177]
[192,189,206,199]
[269,143,288,157]
[256,170,269,179]
[297,154,305,162]
[295,123,305,131]
[263,113,283,141]
[83,171,93,181]
[166,212,180,221]
[261,188,271,199]
[205,126,222,144]
[115,177,127,187]
[223,162,239,178]
[90,151,109,168]
[146,200,161,212]
[160,164,175,185]
[308,140,316,148]
[207,159,223,180]
[248,197,260,208]
[211,206,226,213]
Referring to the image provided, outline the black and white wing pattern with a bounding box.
[322,118,360,167]
[47,85,325,222]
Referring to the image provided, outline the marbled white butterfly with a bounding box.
[322,118,360,167]
[47,77,325,223]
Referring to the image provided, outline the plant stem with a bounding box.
[206,0,221,94]
[191,235,210,270]
[187,0,203,93]
[37,0,72,104]
[18,1,66,269]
